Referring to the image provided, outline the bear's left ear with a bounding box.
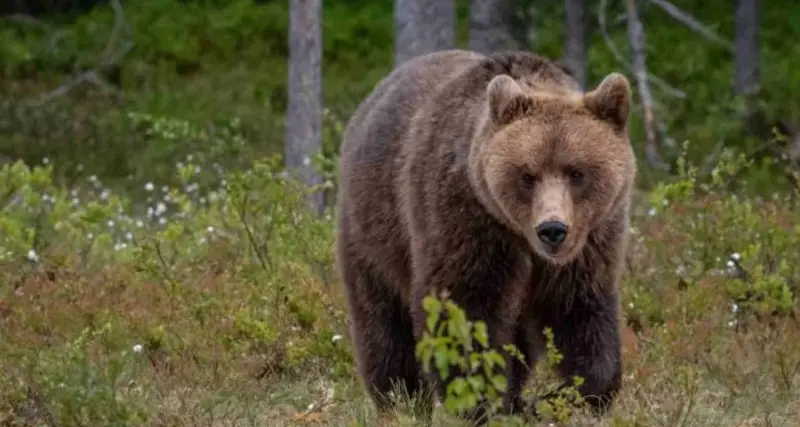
[583,72,631,133]
[487,74,535,125]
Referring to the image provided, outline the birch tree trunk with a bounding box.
[286,0,324,215]
[394,0,455,67]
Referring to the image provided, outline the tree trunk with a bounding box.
[469,0,525,54]
[563,0,587,89]
[734,0,759,96]
[394,0,455,67]
[286,0,324,215]
[734,0,761,140]
[625,0,666,170]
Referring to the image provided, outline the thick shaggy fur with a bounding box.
[335,49,637,422]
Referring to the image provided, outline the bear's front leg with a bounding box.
[540,286,622,415]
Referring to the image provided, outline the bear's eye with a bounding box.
[568,169,585,186]
[521,172,536,188]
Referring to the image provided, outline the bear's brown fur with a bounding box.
[335,49,636,422]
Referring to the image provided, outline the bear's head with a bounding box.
[470,72,636,265]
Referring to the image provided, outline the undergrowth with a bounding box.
[0,113,799,426]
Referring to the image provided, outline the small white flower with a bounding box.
[332,334,343,343]
[132,344,143,353]
[100,189,110,200]
[42,157,49,165]
[144,182,155,192]
[136,220,144,228]
[647,207,657,217]
[207,226,215,233]
[161,186,169,193]
[731,252,741,261]
[728,320,736,328]
[125,232,134,241]
[727,260,735,268]
[107,220,115,228]
[158,217,167,225]
[27,249,39,263]
[731,303,738,313]
[89,174,97,182]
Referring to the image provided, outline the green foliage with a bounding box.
[414,292,511,417]
[531,328,586,424]
[626,141,799,333]
[414,293,585,425]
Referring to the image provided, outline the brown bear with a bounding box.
[334,49,636,423]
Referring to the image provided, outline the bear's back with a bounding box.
[335,49,578,301]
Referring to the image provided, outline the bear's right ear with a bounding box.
[487,75,534,125]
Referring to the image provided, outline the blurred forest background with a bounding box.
[1,1,800,426]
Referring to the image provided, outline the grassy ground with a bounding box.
[1,136,800,427]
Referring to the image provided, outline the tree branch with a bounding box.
[649,0,734,52]
[598,0,686,99]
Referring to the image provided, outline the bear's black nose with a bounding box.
[536,221,568,247]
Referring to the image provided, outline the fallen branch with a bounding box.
[649,0,734,52]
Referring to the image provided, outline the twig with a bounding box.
[100,0,134,68]
[625,0,669,171]
[649,0,734,52]
[27,71,118,106]
[2,13,51,29]
[598,0,686,99]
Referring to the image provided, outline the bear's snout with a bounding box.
[535,220,568,248]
